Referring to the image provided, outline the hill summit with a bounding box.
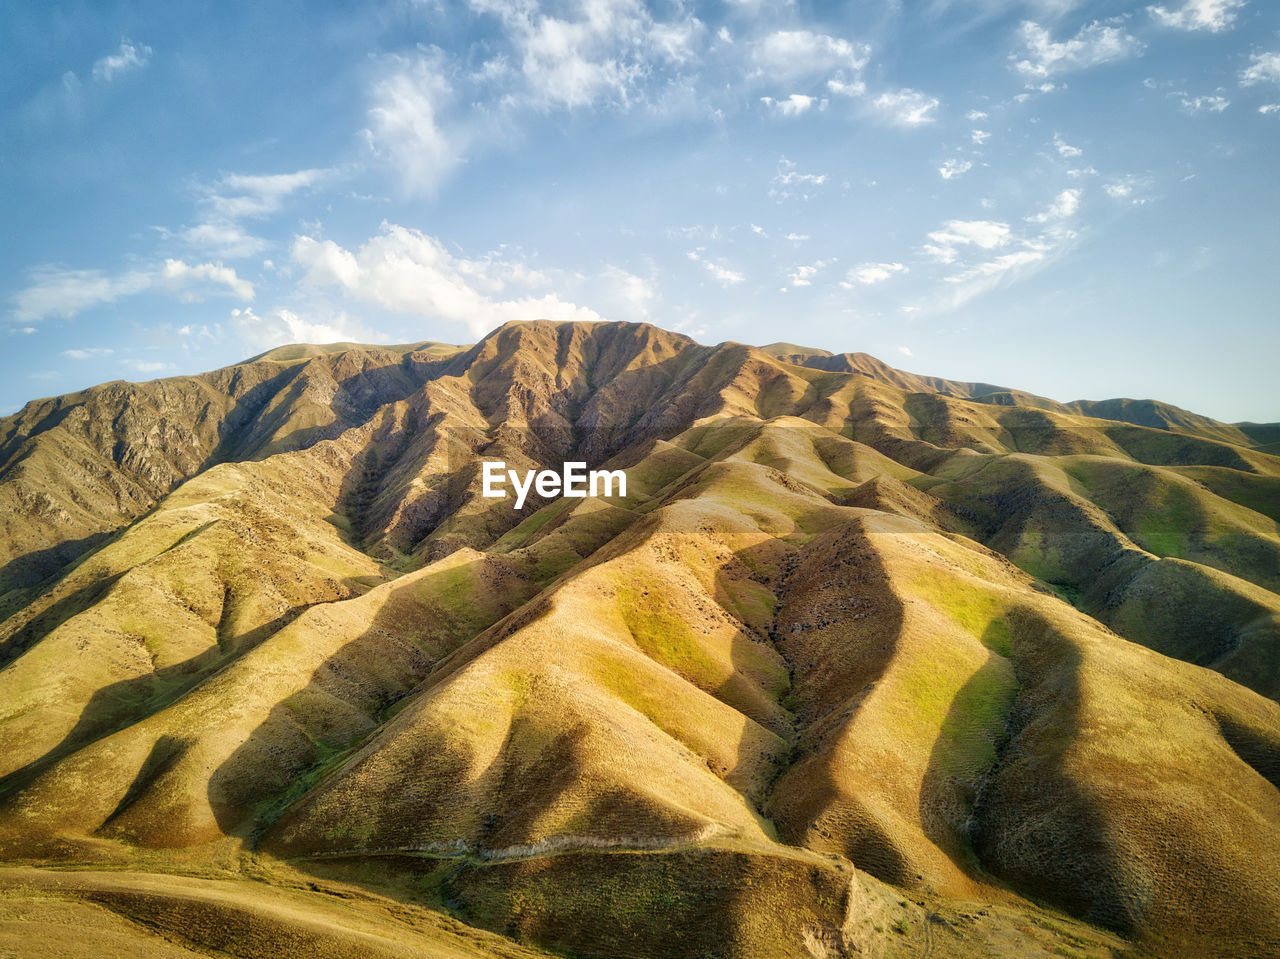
[1,320,1278,959]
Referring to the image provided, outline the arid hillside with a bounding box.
[2,320,1278,959]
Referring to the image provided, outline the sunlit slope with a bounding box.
[2,320,1280,958]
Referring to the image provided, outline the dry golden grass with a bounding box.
[2,319,1278,958]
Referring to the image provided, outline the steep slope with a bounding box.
[1,319,1279,959]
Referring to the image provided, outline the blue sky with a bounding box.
[4,0,1278,422]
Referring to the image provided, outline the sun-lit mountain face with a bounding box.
[2,320,1278,959]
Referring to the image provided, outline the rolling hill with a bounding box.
[1,319,1278,959]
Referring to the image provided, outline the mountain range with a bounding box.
[1,320,1278,959]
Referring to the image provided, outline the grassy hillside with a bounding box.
[1,319,1278,958]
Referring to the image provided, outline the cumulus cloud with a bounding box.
[292,223,606,335]
[921,220,1012,264]
[760,94,826,116]
[872,89,939,126]
[230,307,386,351]
[92,40,152,82]
[1013,20,1143,79]
[1260,103,1280,114]
[939,158,973,179]
[971,129,991,145]
[842,262,908,287]
[9,259,253,323]
[1149,0,1246,32]
[1240,52,1280,87]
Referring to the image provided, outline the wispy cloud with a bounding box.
[363,54,464,197]
[1053,133,1083,157]
[842,262,908,287]
[1025,188,1082,222]
[752,29,869,85]
[61,347,114,359]
[471,0,704,111]
[92,40,152,83]
[939,158,973,179]
[181,168,332,259]
[10,259,253,323]
[687,249,745,287]
[786,260,833,287]
[292,223,606,335]
[770,157,828,201]
[872,89,939,126]
[921,220,1013,264]
[1013,20,1143,79]
[1240,52,1280,87]
[760,94,826,116]
[1178,93,1230,113]
[1148,0,1246,33]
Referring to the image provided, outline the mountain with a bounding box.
[1,319,1278,959]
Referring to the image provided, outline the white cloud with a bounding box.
[897,346,913,357]
[752,30,869,84]
[827,77,866,98]
[921,220,1012,263]
[786,260,832,287]
[687,249,745,286]
[971,129,991,144]
[62,347,114,359]
[1053,133,1083,157]
[183,168,331,259]
[943,248,1049,285]
[9,259,253,323]
[292,223,606,335]
[760,94,826,116]
[783,232,810,242]
[770,158,828,200]
[789,265,819,287]
[1179,94,1230,113]
[842,262,908,287]
[750,223,767,236]
[127,360,175,374]
[1240,52,1280,87]
[1026,188,1082,222]
[230,307,386,351]
[872,89,939,126]
[11,267,152,322]
[92,40,152,82]
[471,0,704,111]
[160,259,255,301]
[939,158,973,179]
[364,55,463,196]
[966,109,989,121]
[1260,104,1280,114]
[1149,0,1246,32]
[1013,20,1143,79]
[1102,174,1152,202]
